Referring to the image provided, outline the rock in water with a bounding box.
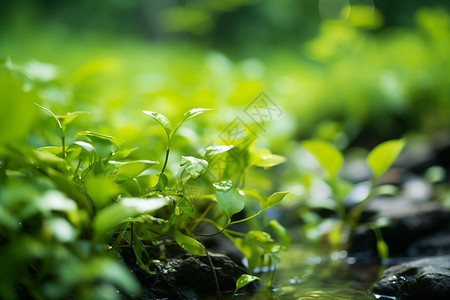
[372,256,450,299]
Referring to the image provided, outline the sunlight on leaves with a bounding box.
[366,139,405,178]
[302,140,344,179]
[142,110,172,138]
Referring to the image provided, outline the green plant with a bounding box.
[301,139,405,259]
[138,109,291,285]
[0,80,289,298]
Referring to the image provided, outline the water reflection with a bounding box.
[247,245,379,299]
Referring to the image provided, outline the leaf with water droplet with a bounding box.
[234,274,260,296]
[142,110,172,138]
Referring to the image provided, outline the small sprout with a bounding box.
[233,274,260,296]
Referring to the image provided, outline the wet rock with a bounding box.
[372,256,450,299]
[122,247,258,299]
[350,196,450,259]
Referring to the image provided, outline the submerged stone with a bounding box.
[372,256,450,300]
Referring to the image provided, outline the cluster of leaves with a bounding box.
[0,60,289,298]
[300,139,405,259]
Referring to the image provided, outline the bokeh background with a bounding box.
[1,0,449,192]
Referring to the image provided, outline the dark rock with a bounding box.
[350,196,450,259]
[121,247,258,299]
[372,256,450,299]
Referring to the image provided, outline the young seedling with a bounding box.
[143,108,211,190]
[35,103,86,159]
[233,274,260,297]
[302,138,405,254]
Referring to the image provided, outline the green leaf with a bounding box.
[38,146,62,156]
[77,131,121,159]
[246,231,280,253]
[93,197,167,237]
[72,141,95,153]
[233,274,260,296]
[85,257,141,296]
[260,191,289,210]
[180,156,208,179]
[302,140,343,179]
[172,108,212,137]
[85,176,120,209]
[215,182,245,218]
[44,217,76,243]
[373,227,389,260]
[0,73,36,145]
[110,160,159,178]
[366,139,405,178]
[174,230,205,255]
[178,197,195,220]
[182,108,212,122]
[270,220,291,244]
[124,229,154,275]
[233,238,263,272]
[77,131,122,146]
[251,149,287,168]
[213,180,233,192]
[35,103,62,128]
[111,147,138,160]
[142,110,172,138]
[57,111,87,129]
[247,230,274,244]
[201,145,234,157]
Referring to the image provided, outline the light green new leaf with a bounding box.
[260,191,289,210]
[110,160,159,178]
[202,145,234,157]
[86,176,120,208]
[93,197,167,237]
[233,238,263,272]
[366,139,405,178]
[172,108,212,137]
[252,149,287,168]
[233,274,260,296]
[302,140,343,179]
[215,183,245,218]
[35,103,62,128]
[77,131,122,146]
[270,220,291,244]
[73,141,95,153]
[182,108,212,123]
[174,230,205,255]
[142,110,172,138]
[180,156,208,179]
[57,111,87,128]
[37,146,62,155]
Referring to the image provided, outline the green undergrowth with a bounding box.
[0,60,289,299]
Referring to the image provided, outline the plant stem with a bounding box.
[61,129,66,159]
[160,145,170,176]
[190,201,215,233]
[198,238,221,300]
[230,210,262,225]
[195,219,230,237]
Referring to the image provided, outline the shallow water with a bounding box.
[242,245,380,300]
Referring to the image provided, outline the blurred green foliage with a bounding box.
[1,0,450,298]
